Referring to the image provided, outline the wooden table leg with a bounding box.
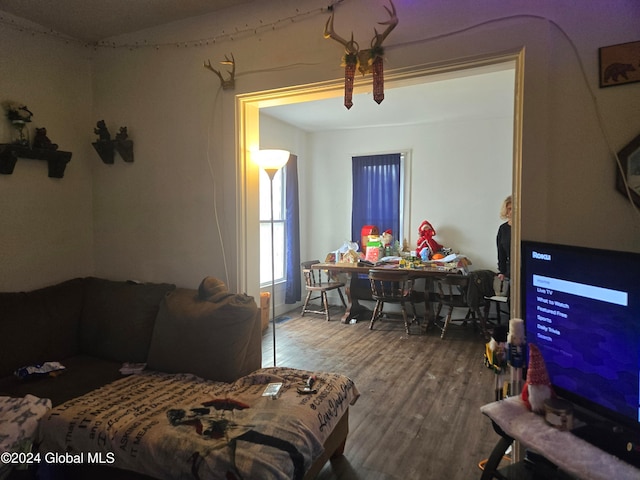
[419,277,436,333]
[341,273,372,324]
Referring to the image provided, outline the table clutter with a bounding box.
[317,222,498,338]
[329,220,470,273]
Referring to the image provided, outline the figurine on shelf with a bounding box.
[92,120,114,164]
[33,127,58,151]
[115,126,129,142]
[94,120,111,142]
[115,126,134,163]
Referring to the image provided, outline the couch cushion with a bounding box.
[79,278,175,363]
[147,283,259,382]
[0,354,123,407]
[0,278,85,378]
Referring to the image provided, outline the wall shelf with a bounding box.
[0,143,72,178]
[92,139,134,164]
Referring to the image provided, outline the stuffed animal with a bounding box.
[381,229,393,247]
[33,127,58,150]
[521,343,554,413]
[416,220,444,259]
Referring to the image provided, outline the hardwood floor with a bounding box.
[262,304,499,480]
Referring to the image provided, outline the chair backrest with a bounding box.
[301,260,320,269]
[369,269,413,302]
[301,260,321,287]
[435,274,470,304]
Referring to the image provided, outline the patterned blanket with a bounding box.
[37,367,359,480]
[0,395,52,480]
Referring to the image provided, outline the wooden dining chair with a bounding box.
[483,276,510,325]
[433,274,479,339]
[301,260,347,321]
[368,269,415,334]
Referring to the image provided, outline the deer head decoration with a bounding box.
[204,53,236,90]
[324,0,398,109]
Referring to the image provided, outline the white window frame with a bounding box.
[259,168,286,286]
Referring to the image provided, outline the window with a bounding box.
[260,168,286,285]
[351,153,403,248]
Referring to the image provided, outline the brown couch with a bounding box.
[0,276,261,406]
[0,277,353,480]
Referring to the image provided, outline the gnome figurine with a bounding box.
[521,344,554,413]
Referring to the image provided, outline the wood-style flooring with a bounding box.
[261,304,500,480]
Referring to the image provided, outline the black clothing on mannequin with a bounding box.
[497,222,511,278]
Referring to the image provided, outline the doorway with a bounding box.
[238,52,524,316]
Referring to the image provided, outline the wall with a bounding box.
[0,14,94,291]
[304,117,513,272]
[1,0,639,295]
[261,103,512,312]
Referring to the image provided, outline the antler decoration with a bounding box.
[204,53,236,90]
[324,0,398,108]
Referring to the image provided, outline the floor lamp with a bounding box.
[256,149,290,367]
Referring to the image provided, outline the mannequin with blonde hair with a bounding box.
[497,195,512,281]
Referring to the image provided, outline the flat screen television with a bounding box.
[521,240,640,464]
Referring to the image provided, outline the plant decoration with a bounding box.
[2,100,34,146]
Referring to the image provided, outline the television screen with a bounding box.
[521,241,640,438]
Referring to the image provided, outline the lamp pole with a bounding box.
[256,149,289,367]
[265,168,278,366]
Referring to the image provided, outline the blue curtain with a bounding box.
[285,155,301,304]
[351,154,401,246]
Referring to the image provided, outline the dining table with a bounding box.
[311,261,465,329]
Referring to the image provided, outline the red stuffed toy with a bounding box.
[416,220,444,259]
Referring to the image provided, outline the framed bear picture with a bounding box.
[599,40,640,88]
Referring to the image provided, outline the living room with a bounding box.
[1,0,639,478]
[0,0,638,296]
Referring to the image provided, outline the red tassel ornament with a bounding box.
[343,53,357,109]
[371,54,385,104]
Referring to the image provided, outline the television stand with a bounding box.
[572,421,640,469]
[480,397,640,480]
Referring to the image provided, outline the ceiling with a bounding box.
[0,0,515,130]
[262,66,515,132]
[0,0,256,42]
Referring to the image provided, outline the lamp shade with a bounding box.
[256,149,290,170]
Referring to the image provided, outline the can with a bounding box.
[544,397,573,431]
